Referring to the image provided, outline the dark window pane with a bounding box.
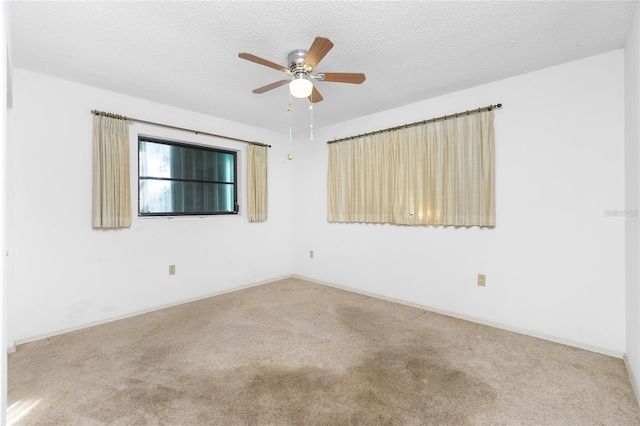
[167,145,235,183]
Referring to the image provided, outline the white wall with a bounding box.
[2,2,9,424]
[7,69,293,344]
[626,2,640,398]
[293,50,626,354]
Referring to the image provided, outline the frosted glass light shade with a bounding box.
[289,76,313,98]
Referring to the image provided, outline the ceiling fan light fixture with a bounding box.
[289,74,313,98]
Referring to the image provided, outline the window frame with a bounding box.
[137,136,239,217]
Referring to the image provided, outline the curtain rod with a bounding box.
[91,110,272,148]
[326,103,502,145]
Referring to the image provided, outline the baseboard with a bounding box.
[293,274,625,359]
[12,273,625,360]
[624,356,640,408]
[11,274,294,349]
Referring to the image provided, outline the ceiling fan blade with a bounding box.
[304,37,334,69]
[252,80,290,94]
[317,73,366,84]
[238,53,289,73]
[308,85,324,103]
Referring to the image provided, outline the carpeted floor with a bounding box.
[8,277,640,425]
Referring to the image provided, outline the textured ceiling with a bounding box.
[8,1,638,135]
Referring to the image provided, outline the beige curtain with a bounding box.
[248,143,268,222]
[92,114,131,228]
[328,110,495,227]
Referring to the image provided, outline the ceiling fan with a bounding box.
[238,37,366,103]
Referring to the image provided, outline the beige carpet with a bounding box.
[8,277,640,425]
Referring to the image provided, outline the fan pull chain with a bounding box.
[287,95,293,160]
[309,100,314,141]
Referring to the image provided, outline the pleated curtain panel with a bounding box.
[92,114,132,228]
[248,143,268,222]
[328,110,495,227]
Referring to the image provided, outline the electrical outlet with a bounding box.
[477,274,486,287]
[169,265,176,275]
[310,250,314,259]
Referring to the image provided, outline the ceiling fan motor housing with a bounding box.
[288,49,312,73]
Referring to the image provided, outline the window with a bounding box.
[138,137,238,216]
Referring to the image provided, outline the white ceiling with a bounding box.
[8,1,638,135]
